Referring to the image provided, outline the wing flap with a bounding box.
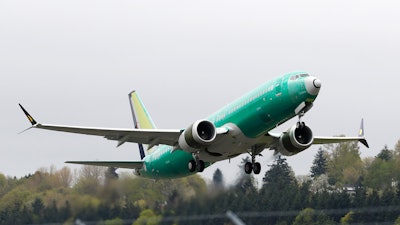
[66,161,144,169]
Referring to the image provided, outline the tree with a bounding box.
[340,211,354,225]
[55,166,73,188]
[377,145,393,161]
[262,156,297,189]
[292,208,335,225]
[363,146,396,190]
[211,168,224,191]
[132,209,161,225]
[310,148,328,179]
[234,157,257,194]
[74,165,105,195]
[104,217,124,225]
[260,155,298,217]
[394,216,400,225]
[326,141,363,186]
[105,167,119,182]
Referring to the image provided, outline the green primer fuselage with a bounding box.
[140,72,317,179]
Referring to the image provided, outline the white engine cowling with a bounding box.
[178,119,217,152]
[278,123,314,156]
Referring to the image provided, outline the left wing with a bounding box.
[19,104,182,147]
[66,161,144,169]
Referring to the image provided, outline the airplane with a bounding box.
[19,71,369,179]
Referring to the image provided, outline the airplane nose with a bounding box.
[313,78,321,88]
[305,76,321,96]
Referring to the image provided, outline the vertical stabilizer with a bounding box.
[128,91,157,158]
[129,91,157,129]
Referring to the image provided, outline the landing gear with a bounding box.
[297,110,306,128]
[244,162,253,174]
[188,160,196,172]
[188,151,205,172]
[244,148,262,174]
[253,162,261,174]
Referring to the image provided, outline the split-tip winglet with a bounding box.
[358,118,369,148]
[19,104,37,126]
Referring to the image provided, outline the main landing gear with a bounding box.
[244,149,261,174]
[188,151,205,172]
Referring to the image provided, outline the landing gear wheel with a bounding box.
[297,121,305,128]
[253,162,261,174]
[188,160,196,172]
[197,160,205,172]
[244,162,253,174]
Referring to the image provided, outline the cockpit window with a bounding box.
[290,74,309,80]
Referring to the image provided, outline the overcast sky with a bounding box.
[1,0,399,184]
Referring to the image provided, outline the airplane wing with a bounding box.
[313,136,369,148]
[313,118,369,148]
[19,104,182,147]
[66,161,144,169]
[266,119,369,151]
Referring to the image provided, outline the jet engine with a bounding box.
[178,119,217,152]
[277,123,314,156]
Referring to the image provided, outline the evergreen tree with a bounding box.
[377,145,393,161]
[105,167,119,181]
[260,155,298,223]
[234,157,257,194]
[262,156,296,189]
[211,168,224,191]
[310,148,328,179]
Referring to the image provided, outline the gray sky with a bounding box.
[1,0,399,184]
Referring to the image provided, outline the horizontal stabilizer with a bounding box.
[65,161,144,169]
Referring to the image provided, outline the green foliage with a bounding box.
[293,208,316,225]
[310,148,328,178]
[377,145,393,161]
[1,139,400,224]
[132,209,161,225]
[364,146,397,190]
[292,208,335,225]
[326,141,363,186]
[103,217,124,225]
[394,216,400,225]
[262,156,297,190]
[340,211,354,225]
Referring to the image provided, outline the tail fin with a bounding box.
[129,91,157,129]
[128,91,157,158]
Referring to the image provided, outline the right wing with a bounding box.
[313,118,369,148]
[19,104,183,147]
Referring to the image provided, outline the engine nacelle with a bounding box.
[178,119,217,152]
[278,123,314,156]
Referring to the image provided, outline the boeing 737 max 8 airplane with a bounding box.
[19,72,368,179]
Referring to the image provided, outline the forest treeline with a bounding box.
[1,140,400,225]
